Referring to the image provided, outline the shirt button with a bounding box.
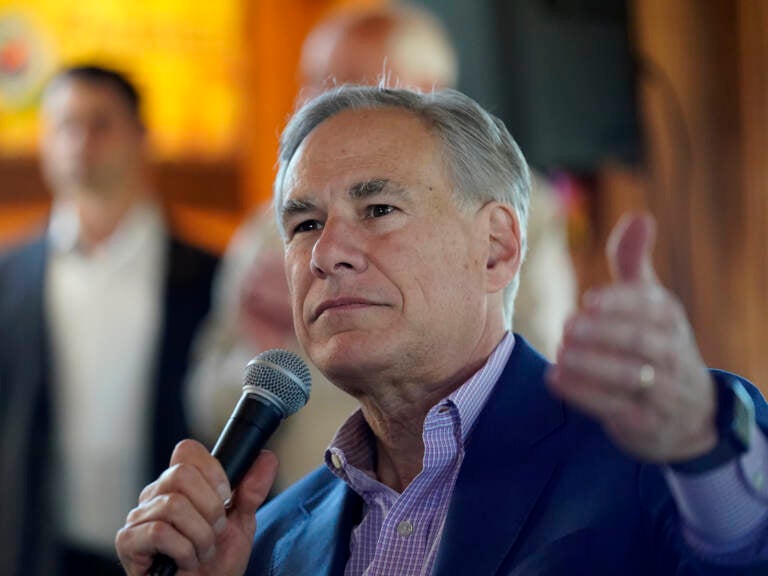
[397,520,414,537]
[330,453,343,469]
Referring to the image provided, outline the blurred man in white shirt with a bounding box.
[0,65,218,576]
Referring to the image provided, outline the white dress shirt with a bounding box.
[46,201,166,554]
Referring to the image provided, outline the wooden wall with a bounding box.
[581,0,768,390]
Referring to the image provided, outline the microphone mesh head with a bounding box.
[243,349,311,416]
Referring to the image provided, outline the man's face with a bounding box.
[280,107,498,389]
[40,79,144,197]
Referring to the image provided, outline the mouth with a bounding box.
[312,297,381,321]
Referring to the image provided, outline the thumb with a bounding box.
[229,450,278,528]
[607,212,658,285]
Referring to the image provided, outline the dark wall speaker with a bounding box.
[495,0,641,171]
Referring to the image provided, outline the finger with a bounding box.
[557,345,659,397]
[546,365,636,418]
[126,491,222,562]
[169,439,232,506]
[131,440,230,570]
[605,405,661,438]
[228,450,279,535]
[581,285,679,330]
[139,444,229,532]
[606,212,658,285]
[141,462,227,523]
[547,364,669,445]
[564,315,679,368]
[115,523,155,576]
[116,518,204,573]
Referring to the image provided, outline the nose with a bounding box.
[64,124,88,152]
[64,123,97,156]
[310,217,367,278]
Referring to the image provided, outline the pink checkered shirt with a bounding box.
[325,333,516,576]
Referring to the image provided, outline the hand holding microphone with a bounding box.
[116,350,311,576]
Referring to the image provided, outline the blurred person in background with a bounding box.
[186,205,343,494]
[187,1,575,493]
[0,65,218,576]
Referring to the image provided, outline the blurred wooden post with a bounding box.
[616,0,768,389]
[735,0,768,385]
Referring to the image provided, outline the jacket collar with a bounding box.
[432,336,565,575]
[271,476,362,576]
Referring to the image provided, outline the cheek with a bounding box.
[421,235,484,304]
[284,264,301,305]
[284,255,309,318]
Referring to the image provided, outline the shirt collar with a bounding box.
[48,200,165,263]
[48,200,81,254]
[325,332,516,479]
[444,331,516,442]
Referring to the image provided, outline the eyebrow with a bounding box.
[281,178,407,221]
[281,198,316,223]
[349,178,406,199]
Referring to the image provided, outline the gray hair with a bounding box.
[273,85,531,328]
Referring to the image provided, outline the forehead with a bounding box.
[43,79,135,120]
[283,107,449,200]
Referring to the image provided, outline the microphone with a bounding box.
[148,349,312,576]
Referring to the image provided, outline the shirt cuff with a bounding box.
[664,423,768,557]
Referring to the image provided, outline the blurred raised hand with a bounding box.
[547,213,717,463]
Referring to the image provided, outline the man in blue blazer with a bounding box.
[247,340,768,576]
[0,66,218,576]
[116,86,768,575]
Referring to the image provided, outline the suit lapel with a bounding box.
[149,237,187,479]
[149,238,216,479]
[11,238,48,356]
[0,237,55,576]
[432,337,566,576]
[272,478,362,576]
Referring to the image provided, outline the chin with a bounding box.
[306,331,391,382]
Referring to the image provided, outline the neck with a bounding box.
[358,341,497,493]
[361,393,433,493]
[344,324,505,492]
[70,178,151,251]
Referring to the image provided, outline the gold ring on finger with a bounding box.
[638,363,656,390]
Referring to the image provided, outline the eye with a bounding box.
[57,118,79,135]
[292,219,323,235]
[90,115,113,135]
[366,204,396,218]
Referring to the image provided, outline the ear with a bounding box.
[484,202,522,294]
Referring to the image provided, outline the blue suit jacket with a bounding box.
[0,235,218,576]
[248,337,768,575]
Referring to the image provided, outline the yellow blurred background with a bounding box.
[0,0,381,252]
[1,0,242,158]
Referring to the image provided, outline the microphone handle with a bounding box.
[147,395,283,575]
[212,394,283,486]
[147,554,177,576]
